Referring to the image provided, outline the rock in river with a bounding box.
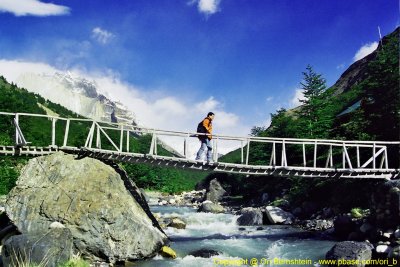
[4,152,167,263]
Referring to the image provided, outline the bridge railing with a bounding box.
[0,112,399,172]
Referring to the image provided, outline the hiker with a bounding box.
[195,112,215,162]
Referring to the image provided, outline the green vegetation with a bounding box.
[0,76,204,194]
[219,27,399,213]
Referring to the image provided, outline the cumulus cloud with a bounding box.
[289,88,305,108]
[189,0,221,16]
[353,42,378,62]
[91,27,115,44]
[0,0,70,16]
[0,59,250,155]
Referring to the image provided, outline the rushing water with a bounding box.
[135,205,336,267]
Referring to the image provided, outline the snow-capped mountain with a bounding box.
[13,70,185,157]
[15,71,136,124]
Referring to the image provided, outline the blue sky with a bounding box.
[0,0,398,138]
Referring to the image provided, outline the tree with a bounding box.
[297,65,332,138]
[362,31,400,141]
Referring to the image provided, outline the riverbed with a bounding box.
[135,205,336,267]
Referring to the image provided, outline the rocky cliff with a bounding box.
[15,72,135,124]
[330,27,399,96]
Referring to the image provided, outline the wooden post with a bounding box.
[303,143,306,167]
[241,140,244,164]
[246,139,250,166]
[15,114,19,145]
[282,140,287,167]
[313,141,317,168]
[63,119,70,147]
[96,124,101,149]
[126,130,130,152]
[119,125,124,152]
[373,143,376,169]
[51,118,56,147]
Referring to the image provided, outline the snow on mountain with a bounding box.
[15,71,136,124]
[13,70,184,157]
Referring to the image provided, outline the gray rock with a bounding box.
[260,193,269,205]
[5,152,167,263]
[395,229,400,239]
[168,218,186,229]
[375,244,390,254]
[388,245,400,259]
[205,179,227,203]
[237,208,263,226]
[359,222,373,233]
[198,201,224,213]
[325,241,373,267]
[264,206,294,224]
[189,249,220,258]
[2,228,73,267]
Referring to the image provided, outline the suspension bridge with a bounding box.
[0,112,399,179]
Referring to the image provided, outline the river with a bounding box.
[134,205,336,267]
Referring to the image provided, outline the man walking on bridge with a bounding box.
[196,112,215,163]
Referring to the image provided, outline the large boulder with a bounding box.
[2,228,73,267]
[325,241,373,267]
[264,206,294,224]
[5,152,167,263]
[237,208,263,226]
[204,178,227,203]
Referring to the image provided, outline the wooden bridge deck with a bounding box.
[1,145,398,179]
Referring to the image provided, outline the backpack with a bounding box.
[197,120,207,134]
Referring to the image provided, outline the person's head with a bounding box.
[207,112,215,120]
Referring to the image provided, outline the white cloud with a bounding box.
[91,27,114,45]
[0,59,250,156]
[353,42,378,62]
[189,0,221,16]
[266,96,273,102]
[0,0,70,16]
[289,88,305,108]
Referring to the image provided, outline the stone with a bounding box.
[237,208,263,226]
[5,152,167,263]
[375,244,390,254]
[160,246,176,259]
[189,249,220,258]
[264,206,294,224]
[49,221,65,229]
[2,228,73,267]
[198,201,225,213]
[395,229,400,239]
[325,241,373,266]
[260,193,269,205]
[388,245,400,259]
[169,218,186,229]
[204,179,227,203]
[359,222,373,233]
